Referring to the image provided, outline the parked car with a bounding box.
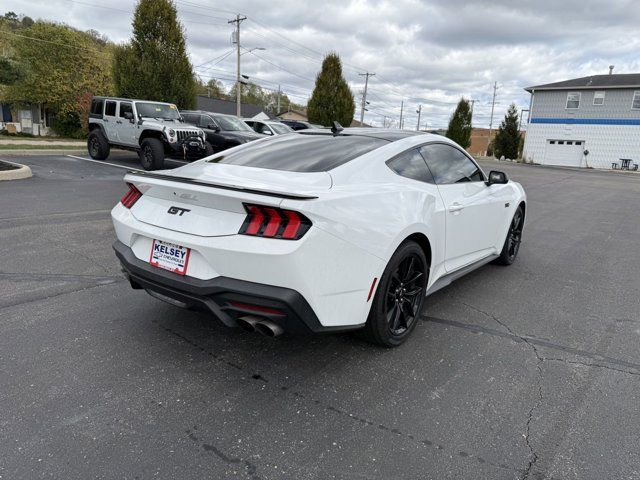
[87,96,210,170]
[244,119,295,136]
[181,110,264,153]
[111,128,526,347]
[279,119,325,131]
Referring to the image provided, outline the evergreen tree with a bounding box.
[446,98,472,149]
[307,52,355,126]
[493,103,521,159]
[113,0,195,109]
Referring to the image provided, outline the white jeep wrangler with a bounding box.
[87,96,213,170]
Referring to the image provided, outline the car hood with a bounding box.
[219,130,265,142]
[141,119,200,131]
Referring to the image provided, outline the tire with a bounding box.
[87,130,110,160]
[203,141,215,157]
[363,240,429,347]
[139,138,165,171]
[494,205,524,265]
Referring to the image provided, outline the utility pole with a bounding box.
[228,14,247,117]
[487,81,498,152]
[416,105,422,131]
[470,99,477,122]
[277,84,281,113]
[359,72,375,125]
[399,100,404,129]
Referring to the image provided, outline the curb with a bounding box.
[0,160,33,181]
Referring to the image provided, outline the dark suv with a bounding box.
[181,111,264,153]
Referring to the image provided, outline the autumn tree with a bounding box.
[307,52,355,126]
[3,21,113,136]
[195,77,225,99]
[113,0,195,109]
[446,98,472,149]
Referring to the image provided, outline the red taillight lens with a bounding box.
[239,203,311,240]
[120,183,142,209]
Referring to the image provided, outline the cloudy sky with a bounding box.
[7,0,640,128]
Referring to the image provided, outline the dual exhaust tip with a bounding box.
[236,316,284,337]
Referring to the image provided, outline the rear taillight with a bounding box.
[120,183,142,209]
[239,203,311,240]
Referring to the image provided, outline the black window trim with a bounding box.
[418,141,487,184]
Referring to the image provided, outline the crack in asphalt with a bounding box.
[460,302,544,479]
[186,428,261,479]
[155,320,531,478]
[0,272,122,282]
[425,316,640,373]
[543,357,640,377]
[0,279,122,311]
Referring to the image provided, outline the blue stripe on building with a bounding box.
[530,118,640,125]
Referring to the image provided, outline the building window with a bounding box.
[593,91,605,105]
[566,92,580,109]
[632,91,640,110]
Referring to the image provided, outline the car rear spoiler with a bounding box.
[124,171,319,201]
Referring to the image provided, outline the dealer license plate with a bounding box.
[149,239,191,275]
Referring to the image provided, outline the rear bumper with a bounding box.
[113,240,359,334]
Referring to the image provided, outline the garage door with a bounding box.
[543,140,584,167]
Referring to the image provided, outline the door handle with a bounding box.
[448,202,464,213]
[116,120,122,124]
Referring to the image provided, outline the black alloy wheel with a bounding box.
[363,240,428,347]
[495,205,524,265]
[386,254,426,336]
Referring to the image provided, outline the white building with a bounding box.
[522,72,640,170]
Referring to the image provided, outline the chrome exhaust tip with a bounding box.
[237,316,261,333]
[254,320,284,337]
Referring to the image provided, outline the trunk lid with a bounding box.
[124,163,331,237]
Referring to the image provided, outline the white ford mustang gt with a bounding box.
[112,128,526,346]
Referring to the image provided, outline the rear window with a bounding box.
[207,134,389,172]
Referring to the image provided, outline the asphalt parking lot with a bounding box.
[1,152,639,480]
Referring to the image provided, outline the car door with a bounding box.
[103,100,118,142]
[419,143,506,272]
[115,101,135,145]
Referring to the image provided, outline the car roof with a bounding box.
[298,128,428,142]
[93,96,175,105]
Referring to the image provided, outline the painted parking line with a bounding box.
[66,154,144,172]
[66,154,190,172]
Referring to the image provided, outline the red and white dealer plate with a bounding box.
[149,239,191,275]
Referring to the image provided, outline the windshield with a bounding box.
[214,115,254,131]
[270,123,293,134]
[135,102,180,120]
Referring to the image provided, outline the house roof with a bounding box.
[196,96,266,117]
[525,73,640,92]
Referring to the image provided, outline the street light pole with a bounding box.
[399,100,404,129]
[228,14,247,117]
[416,105,422,131]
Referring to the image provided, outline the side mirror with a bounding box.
[486,170,508,186]
[207,124,219,132]
[262,129,273,135]
[123,111,134,122]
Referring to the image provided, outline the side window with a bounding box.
[419,143,484,185]
[386,148,434,184]
[90,99,104,115]
[119,102,133,118]
[104,101,116,117]
[200,115,215,128]
[182,113,196,124]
